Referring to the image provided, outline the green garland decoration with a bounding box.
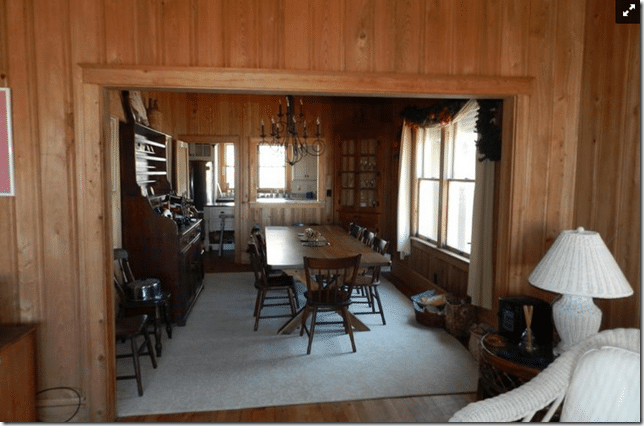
[401,99,502,162]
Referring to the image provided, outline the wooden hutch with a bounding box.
[334,123,386,234]
[119,121,204,326]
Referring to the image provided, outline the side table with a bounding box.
[0,325,37,421]
[477,332,554,400]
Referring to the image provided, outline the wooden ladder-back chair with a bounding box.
[114,248,173,357]
[249,235,298,331]
[115,314,158,396]
[352,237,389,325]
[300,254,362,354]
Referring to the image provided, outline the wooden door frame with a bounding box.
[75,65,532,420]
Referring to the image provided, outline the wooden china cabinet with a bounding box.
[119,121,204,326]
[334,126,385,234]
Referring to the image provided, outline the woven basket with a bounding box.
[445,295,475,338]
[414,306,445,327]
[410,289,446,328]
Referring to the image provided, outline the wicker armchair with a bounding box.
[449,328,640,422]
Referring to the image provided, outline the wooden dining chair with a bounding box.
[249,237,298,331]
[351,237,389,325]
[115,314,158,396]
[114,248,173,357]
[360,229,376,247]
[348,223,364,240]
[300,254,362,354]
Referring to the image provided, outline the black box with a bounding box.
[498,296,552,347]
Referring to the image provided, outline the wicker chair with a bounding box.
[449,328,640,422]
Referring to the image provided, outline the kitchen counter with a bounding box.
[250,199,324,207]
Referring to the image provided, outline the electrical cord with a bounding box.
[36,386,82,422]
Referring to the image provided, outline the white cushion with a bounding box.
[561,346,640,422]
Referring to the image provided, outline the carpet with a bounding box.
[116,272,478,416]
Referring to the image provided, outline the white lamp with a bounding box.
[528,227,633,355]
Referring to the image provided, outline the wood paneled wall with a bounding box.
[575,1,640,329]
[0,0,638,421]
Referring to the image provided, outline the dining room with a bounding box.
[115,222,479,421]
[107,87,485,420]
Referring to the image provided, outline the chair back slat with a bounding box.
[303,255,361,304]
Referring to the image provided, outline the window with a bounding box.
[257,143,286,191]
[223,143,235,190]
[415,106,478,256]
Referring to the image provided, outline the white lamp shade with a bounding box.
[528,227,633,298]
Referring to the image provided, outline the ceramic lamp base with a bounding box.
[552,294,602,355]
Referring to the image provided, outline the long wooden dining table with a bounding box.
[264,225,391,335]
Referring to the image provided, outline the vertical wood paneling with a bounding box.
[0,0,19,323]
[161,0,193,66]
[283,0,311,70]
[104,0,136,64]
[451,0,483,75]
[33,0,82,392]
[223,0,258,68]
[518,0,556,283]
[499,0,528,76]
[194,0,225,67]
[256,0,284,69]
[423,0,453,74]
[576,0,640,329]
[4,0,44,326]
[134,0,161,64]
[392,0,423,74]
[546,0,584,234]
[310,0,343,71]
[343,0,373,72]
[478,0,502,75]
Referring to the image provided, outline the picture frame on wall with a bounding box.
[0,88,15,196]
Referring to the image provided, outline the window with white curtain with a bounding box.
[415,104,478,256]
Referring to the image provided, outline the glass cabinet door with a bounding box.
[357,138,378,208]
[340,139,356,207]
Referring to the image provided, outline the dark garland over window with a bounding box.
[401,99,502,162]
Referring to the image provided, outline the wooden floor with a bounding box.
[118,249,477,422]
[118,393,477,422]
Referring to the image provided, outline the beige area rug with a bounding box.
[116,272,478,416]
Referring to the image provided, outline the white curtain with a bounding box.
[467,158,495,309]
[396,120,412,259]
[461,99,494,310]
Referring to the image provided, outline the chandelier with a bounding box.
[260,95,325,165]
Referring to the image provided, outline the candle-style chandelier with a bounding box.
[260,95,325,165]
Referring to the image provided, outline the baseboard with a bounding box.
[37,394,86,422]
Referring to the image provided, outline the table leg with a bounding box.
[277,308,307,335]
[276,307,370,334]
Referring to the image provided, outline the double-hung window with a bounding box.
[415,104,478,257]
[257,143,286,192]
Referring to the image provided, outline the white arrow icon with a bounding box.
[623,4,636,16]
[623,3,636,16]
